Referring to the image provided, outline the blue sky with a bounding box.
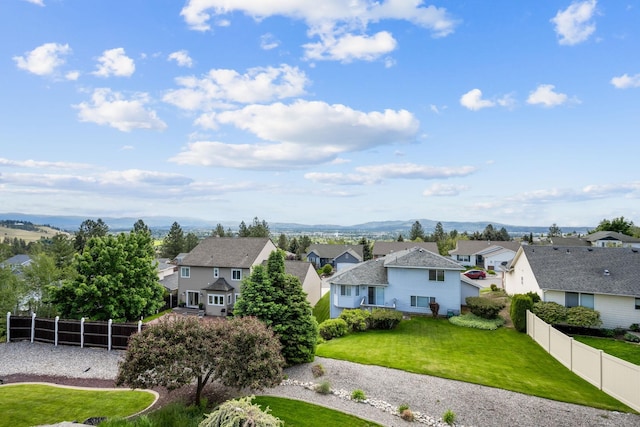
[1,0,639,228]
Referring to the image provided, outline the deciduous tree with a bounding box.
[592,216,634,236]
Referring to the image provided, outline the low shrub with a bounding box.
[630,323,640,332]
[624,333,640,343]
[532,301,567,324]
[490,284,498,292]
[525,291,541,304]
[400,409,415,422]
[351,389,366,402]
[315,380,331,395]
[566,306,602,328]
[448,313,504,330]
[398,403,410,413]
[311,363,325,378]
[199,396,283,427]
[442,409,456,426]
[510,294,533,333]
[465,296,505,319]
[370,308,403,329]
[318,318,348,340]
[339,309,371,332]
[321,264,333,276]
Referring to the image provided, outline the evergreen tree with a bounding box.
[213,224,226,237]
[74,218,109,252]
[238,221,249,237]
[161,222,185,258]
[277,233,288,251]
[359,237,372,261]
[132,219,150,235]
[184,232,200,252]
[409,221,425,241]
[247,217,270,237]
[433,222,445,242]
[234,250,318,365]
[288,237,300,257]
[397,234,404,242]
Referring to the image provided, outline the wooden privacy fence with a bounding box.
[527,310,640,412]
[5,312,144,350]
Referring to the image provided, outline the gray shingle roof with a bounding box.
[585,231,640,243]
[372,241,439,257]
[329,259,388,286]
[307,244,364,259]
[449,240,521,255]
[180,237,273,268]
[160,273,179,291]
[203,278,234,292]
[520,245,640,297]
[384,247,464,270]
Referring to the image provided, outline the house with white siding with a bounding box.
[449,240,521,270]
[504,245,640,329]
[328,247,480,319]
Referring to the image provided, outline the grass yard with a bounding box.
[574,336,640,366]
[252,396,383,427]
[0,384,156,427]
[313,292,330,324]
[316,316,632,412]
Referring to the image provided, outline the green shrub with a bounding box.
[442,409,456,426]
[339,309,371,332]
[318,318,348,340]
[315,380,331,395]
[624,333,640,343]
[566,306,602,328]
[398,403,410,413]
[351,389,366,402]
[510,294,533,333]
[311,363,325,378]
[199,396,283,427]
[532,301,567,324]
[525,291,541,303]
[630,323,640,332]
[487,269,495,275]
[490,284,498,292]
[321,264,333,276]
[465,296,505,319]
[400,409,415,421]
[448,313,504,330]
[369,308,403,330]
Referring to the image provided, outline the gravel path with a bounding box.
[2,342,639,427]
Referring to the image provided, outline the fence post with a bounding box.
[54,316,59,346]
[80,317,85,348]
[108,319,112,351]
[31,312,36,343]
[138,320,142,333]
[6,312,10,342]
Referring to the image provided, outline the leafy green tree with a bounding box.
[117,317,284,405]
[234,250,318,365]
[49,231,164,321]
[213,223,226,237]
[359,237,372,261]
[161,222,185,258]
[548,223,562,237]
[184,232,200,252]
[409,221,425,241]
[0,265,25,315]
[21,252,62,317]
[74,218,109,252]
[592,216,634,236]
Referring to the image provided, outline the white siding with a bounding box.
[544,291,640,329]
[504,253,542,299]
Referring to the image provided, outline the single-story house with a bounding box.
[306,244,364,271]
[372,241,439,259]
[584,231,640,248]
[329,247,480,319]
[504,245,640,329]
[449,240,521,270]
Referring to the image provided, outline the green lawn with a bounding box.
[313,292,330,324]
[574,336,640,365]
[253,396,382,427]
[316,316,632,412]
[0,384,156,427]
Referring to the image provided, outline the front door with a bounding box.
[186,290,200,308]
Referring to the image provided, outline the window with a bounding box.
[213,268,219,278]
[340,285,351,296]
[429,269,445,281]
[227,294,232,305]
[355,286,360,297]
[208,294,224,306]
[235,293,240,303]
[457,255,470,263]
[636,298,640,310]
[232,269,242,281]
[411,296,435,308]
[566,292,594,309]
[580,293,594,309]
[180,266,190,278]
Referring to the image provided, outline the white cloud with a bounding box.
[0,157,91,170]
[260,33,280,50]
[303,31,397,62]
[13,43,71,76]
[65,70,80,81]
[355,163,476,180]
[163,64,308,110]
[23,0,45,6]
[526,84,569,107]
[610,73,640,89]
[180,1,457,61]
[171,100,419,170]
[423,183,469,197]
[550,0,597,46]
[93,48,135,77]
[168,50,194,67]
[73,88,167,132]
[304,172,379,185]
[460,89,495,111]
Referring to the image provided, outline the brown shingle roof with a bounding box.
[180,237,273,268]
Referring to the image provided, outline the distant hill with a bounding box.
[0,212,591,236]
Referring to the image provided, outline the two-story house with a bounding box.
[306,244,364,271]
[177,237,277,316]
[329,247,479,319]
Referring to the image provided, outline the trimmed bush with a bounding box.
[199,396,283,427]
[566,306,602,328]
[351,389,366,402]
[318,318,348,340]
[370,308,403,330]
[465,296,505,319]
[448,313,504,330]
[624,333,640,343]
[490,284,498,292]
[532,301,567,324]
[321,264,333,276]
[525,291,541,303]
[510,294,533,332]
[339,309,371,332]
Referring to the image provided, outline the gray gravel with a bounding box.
[2,342,640,427]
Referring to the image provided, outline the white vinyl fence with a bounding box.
[527,310,640,412]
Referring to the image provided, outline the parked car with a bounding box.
[464,269,486,279]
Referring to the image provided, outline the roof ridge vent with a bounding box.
[604,269,610,276]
